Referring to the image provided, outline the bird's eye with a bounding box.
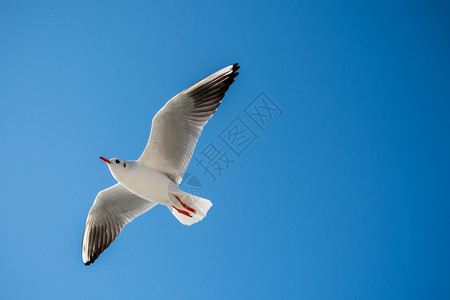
[115,159,120,164]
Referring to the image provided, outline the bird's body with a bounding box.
[108,159,212,219]
[82,63,239,265]
[109,160,178,206]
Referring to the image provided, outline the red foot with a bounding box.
[172,206,192,217]
[174,195,196,214]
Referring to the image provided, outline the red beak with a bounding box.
[99,157,111,164]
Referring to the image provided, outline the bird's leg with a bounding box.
[172,206,192,217]
[174,195,196,214]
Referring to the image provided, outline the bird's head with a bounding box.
[99,156,128,176]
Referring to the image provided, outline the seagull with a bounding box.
[82,63,240,265]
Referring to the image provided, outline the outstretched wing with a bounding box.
[82,184,157,265]
[138,63,240,184]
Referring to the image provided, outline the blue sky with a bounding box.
[1,0,449,299]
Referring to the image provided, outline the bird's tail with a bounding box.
[168,193,212,226]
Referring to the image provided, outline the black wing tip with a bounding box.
[229,63,240,82]
[84,255,100,266]
[224,64,239,88]
[189,62,240,109]
[232,63,240,74]
[84,256,97,266]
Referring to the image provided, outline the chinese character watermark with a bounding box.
[244,92,283,132]
[179,172,203,197]
[219,117,258,157]
[193,142,235,182]
[193,92,282,182]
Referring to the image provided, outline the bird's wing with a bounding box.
[82,183,157,265]
[138,63,240,184]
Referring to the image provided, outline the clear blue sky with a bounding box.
[1,1,449,299]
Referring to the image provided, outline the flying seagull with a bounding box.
[82,63,239,265]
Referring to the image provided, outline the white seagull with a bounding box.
[82,63,240,265]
